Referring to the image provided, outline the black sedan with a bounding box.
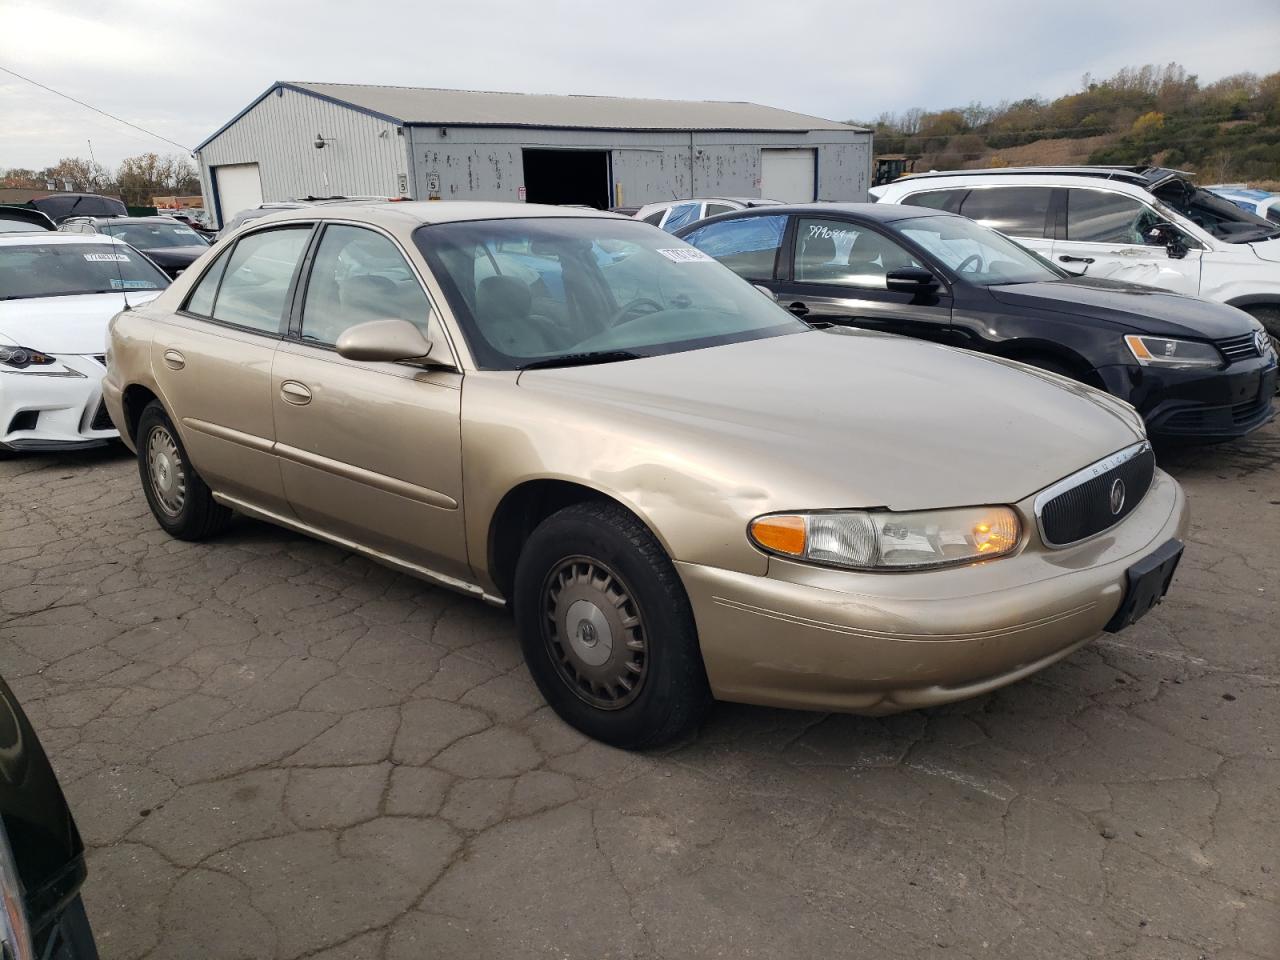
[0,674,99,958]
[676,203,1277,443]
[59,216,209,278]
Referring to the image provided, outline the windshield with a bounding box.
[415,217,807,369]
[894,215,1064,285]
[0,242,169,300]
[1153,181,1280,243]
[102,221,204,248]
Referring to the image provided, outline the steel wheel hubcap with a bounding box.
[147,426,186,517]
[542,557,647,710]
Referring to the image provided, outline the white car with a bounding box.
[635,197,781,232]
[1205,185,1280,225]
[870,166,1280,350]
[0,233,168,453]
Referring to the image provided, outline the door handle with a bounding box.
[280,380,313,405]
[162,349,185,370]
[787,302,810,318]
[1058,255,1095,264]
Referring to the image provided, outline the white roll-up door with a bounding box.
[213,163,263,226]
[760,149,816,203]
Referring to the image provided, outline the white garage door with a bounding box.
[760,149,816,203]
[214,163,263,226]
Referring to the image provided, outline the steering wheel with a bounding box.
[956,253,985,274]
[611,297,664,326]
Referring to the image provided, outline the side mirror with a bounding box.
[335,318,453,367]
[886,267,940,293]
[1145,222,1189,260]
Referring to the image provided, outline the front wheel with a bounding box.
[513,501,711,749]
[136,401,231,540]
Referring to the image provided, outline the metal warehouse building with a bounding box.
[195,81,872,226]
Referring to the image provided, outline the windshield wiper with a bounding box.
[520,350,645,371]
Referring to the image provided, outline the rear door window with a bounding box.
[210,226,311,334]
[703,203,736,218]
[184,248,231,316]
[958,187,1054,238]
[681,215,787,281]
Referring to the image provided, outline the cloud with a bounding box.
[2,0,1277,169]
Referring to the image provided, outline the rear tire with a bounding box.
[513,501,711,749]
[136,401,231,541]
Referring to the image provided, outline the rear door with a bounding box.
[1052,187,1202,294]
[770,216,953,341]
[152,223,313,513]
[270,222,469,580]
[678,213,788,284]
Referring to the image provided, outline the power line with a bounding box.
[0,64,193,155]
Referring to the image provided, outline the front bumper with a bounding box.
[678,469,1188,715]
[1099,358,1276,442]
[0,355,117,453]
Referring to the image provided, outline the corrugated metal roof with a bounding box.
[286,82,864,133]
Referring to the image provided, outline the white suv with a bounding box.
[871,166,1280,350]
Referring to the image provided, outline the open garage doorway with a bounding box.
[522,149,611,209]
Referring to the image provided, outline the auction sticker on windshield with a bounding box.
[658,248,714,263]
[84,253,131,262]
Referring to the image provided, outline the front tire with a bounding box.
[513,501,711,749]
[136,401,231,540]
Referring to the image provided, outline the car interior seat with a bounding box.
[475,275,563,357]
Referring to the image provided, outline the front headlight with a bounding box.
[749,506,1021,571]
[1124,335,1222,368]
[0,346,83,378]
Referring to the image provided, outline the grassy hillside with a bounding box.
[863,64,1280,186]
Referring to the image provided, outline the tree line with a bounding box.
[1,153,201,207]
[858,63,1280,183]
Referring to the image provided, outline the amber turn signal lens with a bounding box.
[750,515,806,556]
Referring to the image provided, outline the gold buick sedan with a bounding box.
[103,203,1188,747]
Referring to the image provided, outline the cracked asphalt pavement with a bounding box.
[1,423,1277,960]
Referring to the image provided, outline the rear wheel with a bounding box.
[136,401,231,540]
[513,501,711,749]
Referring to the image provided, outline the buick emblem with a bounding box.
[1109,478,1126,516]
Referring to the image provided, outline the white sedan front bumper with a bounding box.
[0,353,118,452]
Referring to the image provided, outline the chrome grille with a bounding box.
[1215,332,1261,364]
[1035,442,1155,548]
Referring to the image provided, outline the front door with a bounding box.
[1052,187,1203,295]
[770,216,953,341]
[152,223,313,513]
[270,222,469,580]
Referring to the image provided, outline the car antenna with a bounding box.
[111,233,132,312]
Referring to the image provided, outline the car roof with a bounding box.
[0,231,123,247]
[247,201,631,229]
[68,215,182,224]
[887,165,1192,190]
[675,201,951,228]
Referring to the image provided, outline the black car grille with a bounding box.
[1215,332,1261,364]
[90,401,115,431]
[1159,389,1274,434]
[1037,443,1155,547]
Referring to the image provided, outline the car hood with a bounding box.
[516,328,1145,511]
[0,291,161,354]
[1251,237,1280,263]
[141,246,206,269]
[988,278,1255,339]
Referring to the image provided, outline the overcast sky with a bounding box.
[2,0,1278,170]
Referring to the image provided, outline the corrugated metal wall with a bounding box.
[197,87,871,222]
[406,126,870,207]
[197,87,410,225]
